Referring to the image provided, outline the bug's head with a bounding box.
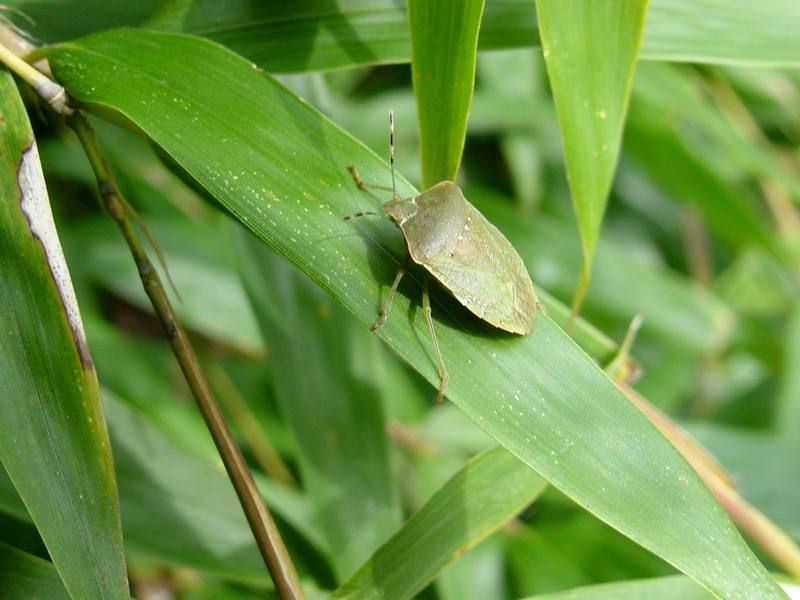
[382,197,417,227]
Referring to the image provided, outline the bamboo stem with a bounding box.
[68,112,305,600]
[0,35,305,596]
[0,38,69,115]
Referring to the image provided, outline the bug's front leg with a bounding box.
[371,259,406,332]
[422,278,448,402]
[347,165,393,193]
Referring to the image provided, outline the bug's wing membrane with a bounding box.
[422,207,537,334]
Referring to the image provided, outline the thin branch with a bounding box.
[67,112,305,600]
[0,35,68,115]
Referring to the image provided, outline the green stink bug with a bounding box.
[346,112,540,400]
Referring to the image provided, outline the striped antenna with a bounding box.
[389,110,397,199]
[342,210,379,221]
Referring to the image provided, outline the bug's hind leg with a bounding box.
[371,260,406,332]
[347,165,394,193]
[422,278,448,402]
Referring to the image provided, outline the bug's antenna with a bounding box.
[389,110,398,199]
[342,210,379,220]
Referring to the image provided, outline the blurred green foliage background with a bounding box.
[1,2,799,599]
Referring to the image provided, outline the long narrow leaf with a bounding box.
[47,30,785,598]
[334,446,546,600]
[523,575,718,600]
[536,0,648,292]
[0,543,69,600]
[0,389,325,583]
[145,0,800,71]
[408,0,485,186]
[0,69,128,599]
[523,575,800,600]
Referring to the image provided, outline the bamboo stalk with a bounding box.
[0,38,68,115]
[0,33,305,596]
[68,112,305,600]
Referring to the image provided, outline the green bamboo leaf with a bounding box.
[435,536,505,600]
[0,388,325,583]
[235,230,401,580]
[643,0,800,68]
[536,0,648,299]
[334,446,546,600]
[145,0,800,71]
[0,468,27,521]
[4,0,161,42]
[0,69,128,599]
[47,29,785,598]
[523,575,800,600]
[408,0,485,186]
[145,0,523,73]
[0,543,69,600]
[536,288,619,366]
[523,575,718,600]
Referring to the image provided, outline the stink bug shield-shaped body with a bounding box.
[384,184,538,335]
[346,113,539,400]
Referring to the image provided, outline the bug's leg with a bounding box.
[347,165,394,193]
[422,278,448,402]
[371,260,406,332]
